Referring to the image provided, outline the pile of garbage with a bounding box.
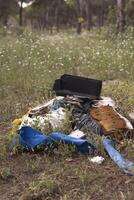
[11,74,134,174]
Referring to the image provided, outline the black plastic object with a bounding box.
[53,74,102,99]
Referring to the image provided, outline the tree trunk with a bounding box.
[117,0,126,32]
[19,0,23,26]
[55,0,61,33]
[76,0,82,34]
[99,1,105,27]
[85,0,92,31]
[0,2,8,27]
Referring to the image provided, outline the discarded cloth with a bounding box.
[12,94,133,141]
[20,96,103,134]
[18,126,96,154]
[102,137,134,175]
[72,106,103,135]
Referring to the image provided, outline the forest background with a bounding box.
[0,0,133,34]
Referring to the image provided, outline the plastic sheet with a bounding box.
[19,126,51,149]
[18,126,96,154]
[49,132,96,154]
[102,137,134,175]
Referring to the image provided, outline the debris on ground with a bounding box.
[69,129,85,139]
[89,156,105,164]
[102,137,134,175]
[10,74,134,175]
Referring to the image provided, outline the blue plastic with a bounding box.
[49,132,96,154]
[102,137,134,175]
[19,126,51,150]
[18,126,95,154]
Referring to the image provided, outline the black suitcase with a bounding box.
[53,74,102,99]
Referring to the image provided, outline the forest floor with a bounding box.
[0,28,134,200]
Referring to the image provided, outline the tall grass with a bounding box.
[0,27,134,122]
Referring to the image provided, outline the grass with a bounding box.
[0,27,134,122]
[0,27,134,200]
[18,156,134,200]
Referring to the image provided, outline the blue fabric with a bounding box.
[18,126,95,154]
[102,137,134,175]
[19,126,51,150]
[49,132,96,154]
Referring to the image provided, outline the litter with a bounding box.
[53,74,102,99]
[90,97,133,130]
[18,126,96,154]
[30,96,64,116]
[17,84,133,140]
[72,104,104,135]
[93,96,116,107]
[102,137,134,175]
[10,74,134,175]
[69,129,85,139]
[20,107,67,132]
[89,156,105,164]
[19,126,51,150]
[90,106,129,132]
[49,132,96,154]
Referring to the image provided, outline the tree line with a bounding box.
[0,0,134,33]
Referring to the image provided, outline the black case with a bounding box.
[53,74,102,99]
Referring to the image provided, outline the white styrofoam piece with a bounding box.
[69,129,85,139]
[89,156,105,164]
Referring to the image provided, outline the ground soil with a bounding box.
[0,124,134,200]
